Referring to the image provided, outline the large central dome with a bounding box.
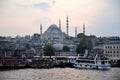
[47,24,61,32]
[43,24,66,40]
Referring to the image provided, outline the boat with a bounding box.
[28,57,54,68]
[73,53,111,70]
[0,57,26,68]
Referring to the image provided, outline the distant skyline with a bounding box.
[0,0,120,37]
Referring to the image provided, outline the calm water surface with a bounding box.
[0,68,120,80]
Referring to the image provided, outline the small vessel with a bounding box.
[73,50,111,70]
[28,56,54,68]
[0,57,26,68]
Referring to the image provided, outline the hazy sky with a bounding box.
[0,0,120,37]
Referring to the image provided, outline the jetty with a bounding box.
[0,56,76,69]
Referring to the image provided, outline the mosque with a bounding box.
[39,16,85,41]
[38,16,86,53]
[42,24,66,40]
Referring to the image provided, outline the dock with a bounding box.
[0,56,76,69]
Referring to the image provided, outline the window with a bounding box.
[114,51,115,53]
[110,46,112,49]
[117,46,118,49]
[106,51,107,53]
[90,65,92,67]
[106,46,107,49]
[113,46,115,49]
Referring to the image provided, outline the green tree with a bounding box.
[44,44,55,56]
[76,38,92,54]
[63,46,70,52]
[89,35,96,38]
[77,33,85,38]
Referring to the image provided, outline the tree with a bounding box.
[44,44,55,56]
[63,46,70,52]
[89,35,96,38]
[77,33,85,38]
[76,38,92,54]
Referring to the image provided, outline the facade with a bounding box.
[96,36,120,45]
[94,43,120,63]
[103,44,120,63]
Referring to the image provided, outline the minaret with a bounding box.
[75,27,77,37]
[40,24,42,35]
[66,16,69,36]
[59,19,61,30]
[83,24,85,35]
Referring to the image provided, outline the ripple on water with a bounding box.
[0,68,120,80]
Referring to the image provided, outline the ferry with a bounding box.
[73,52,111,70]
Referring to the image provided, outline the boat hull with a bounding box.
[98,65,111,70]
[73,63,111,70]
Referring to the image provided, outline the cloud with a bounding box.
[15,3,28,8]
[52,0,56,5]
[33,2,50,11]
[0,0,120,37]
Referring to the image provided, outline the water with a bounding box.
[0,68,120,80]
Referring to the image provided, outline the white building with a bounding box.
[94,43,120,63]
[103,44,120,63]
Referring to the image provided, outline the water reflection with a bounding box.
[0,68,120,80]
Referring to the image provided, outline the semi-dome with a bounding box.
[53,43,63,51]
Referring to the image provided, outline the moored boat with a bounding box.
[73,52,111,70]
[73,49,111,70]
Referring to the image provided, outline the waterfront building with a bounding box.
[68,44,76,52]
[94,43,120,64]
[103,43,120,63]
[96,36,120,45]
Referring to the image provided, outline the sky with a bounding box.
[0,0,120,37]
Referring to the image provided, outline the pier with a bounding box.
[0,56,76,69]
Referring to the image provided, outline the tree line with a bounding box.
[44,33,95,56]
